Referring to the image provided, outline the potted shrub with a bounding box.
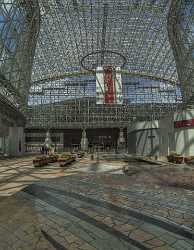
[33,156,48,167]
[47,154,59,163]
[58,153,76,167]
[167,151,183,164]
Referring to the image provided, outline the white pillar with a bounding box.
[8,127,25,156]
[58,133,64,152]
[117,128,126,152]
[44,131,52,148]
[158,115,175,158]
[80,129,88,151]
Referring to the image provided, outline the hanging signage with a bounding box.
[96,66,104,104]
[174,119,194,128]
[96,66,123,105]
[104,66,115,104]
[115,66,123,104]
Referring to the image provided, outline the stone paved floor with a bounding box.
[0,156,75,196]
[0,156,193,249]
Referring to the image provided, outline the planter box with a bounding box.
[58,155,76,167]
[185,156,194,164]
[174,156,184,164]
[47,155,59,163]
[33,156,48,167]
[167,153,184,164]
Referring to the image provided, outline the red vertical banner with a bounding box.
[104,67,115,104]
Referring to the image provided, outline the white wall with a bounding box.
[174,109,194,156]
[158,110,194,157]
[128,121,159,156]
[128,113,194,157]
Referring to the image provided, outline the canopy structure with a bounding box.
[28,0,183,128]
[0,0,39,125]
[32,0,178,82]
[2,0,194,129]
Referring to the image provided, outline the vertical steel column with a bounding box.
[168,0,194,104]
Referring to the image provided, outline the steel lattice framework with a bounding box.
[1,1,194,129]
[29,0,183,129]
[168,0,194,106]
[32,0,178,82]
[0,0,39,125]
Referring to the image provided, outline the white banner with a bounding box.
[96,66,104,104]
[115,67,123,104]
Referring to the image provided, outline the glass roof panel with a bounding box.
[32,0,178,83]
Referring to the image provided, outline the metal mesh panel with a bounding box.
[2,1,194,128]
[168,0,194,107]
[28,0,184,128]
[0,0,40,117]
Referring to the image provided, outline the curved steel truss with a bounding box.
[29,0,184,128]
[33,0,177,82]
[168,0,194,105]
[28,74,182,128]
[0,0,40,123]
[1,1,194,129]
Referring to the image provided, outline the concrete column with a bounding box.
[0,118,8,137]
[58,133,64,152]
[128,120,159,156]
[80,129,88,152]
[158,115,175,158]
[44,131,52,148]
[0,117,9,155]
[8,127,25,156]
[117,128,126,152]
[168,1,194,101]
